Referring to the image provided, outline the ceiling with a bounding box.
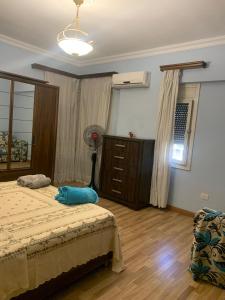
[1,0,225,65]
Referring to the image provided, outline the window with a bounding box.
[172,100,193,164]
[171,83,200,170]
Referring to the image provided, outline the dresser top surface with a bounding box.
[103,135,155,142]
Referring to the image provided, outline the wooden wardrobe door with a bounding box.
[32,84,59,179]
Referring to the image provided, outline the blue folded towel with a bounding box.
[55,186,99,205]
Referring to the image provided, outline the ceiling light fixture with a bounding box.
[57,0,94,56]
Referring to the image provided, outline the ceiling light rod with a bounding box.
[74,0,83,30]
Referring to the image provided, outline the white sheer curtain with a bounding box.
[44,72,80,184]
[150,69,180,208]
[75,77,112,185]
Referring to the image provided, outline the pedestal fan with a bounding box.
[83,125,105,191]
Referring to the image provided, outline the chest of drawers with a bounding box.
[99,135,155,210]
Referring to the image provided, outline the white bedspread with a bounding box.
[0,181,124,300]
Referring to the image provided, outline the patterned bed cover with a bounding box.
[0,181,124,300]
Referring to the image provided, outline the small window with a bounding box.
[171,83,200,170]
[172,100,193,165]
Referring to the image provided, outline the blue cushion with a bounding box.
[55,186,99,205]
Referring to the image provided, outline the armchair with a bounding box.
[190,208,225,289]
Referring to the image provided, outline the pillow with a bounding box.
[55,186,99,205]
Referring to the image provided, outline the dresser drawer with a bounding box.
[101,174,126,200]
[110,181,126,199]
[112,155,127,169]
[112,165,125,173]
[111,139,128,157]
[111,139,127,148]
[111,168,126,181]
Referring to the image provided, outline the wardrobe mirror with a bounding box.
[0,79,11,170]
[11,82,35,169]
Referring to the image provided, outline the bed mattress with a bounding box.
[0,181,124,300]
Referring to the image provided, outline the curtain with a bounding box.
[44,72,80,184]
[150,69,180,208]
[75,77,112,185]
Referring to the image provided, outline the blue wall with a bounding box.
[81,44,225,139]
[1,39,225,212]
[80,44,225,212]
[170,81,225,212]
[0,41,80,79]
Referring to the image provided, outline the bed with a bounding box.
[0,181,124,300]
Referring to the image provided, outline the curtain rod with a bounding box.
[160,61,207,72]
[0,69,48,84]
[31,64,117,79]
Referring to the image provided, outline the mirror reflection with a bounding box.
[11,82,35,169]
[0,79,11,170]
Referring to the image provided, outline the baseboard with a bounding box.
[167,205,194,217]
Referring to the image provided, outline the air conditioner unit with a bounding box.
[112,71,150,89]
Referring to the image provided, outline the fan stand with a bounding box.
[84,126,105,192]
[88,150,97,191]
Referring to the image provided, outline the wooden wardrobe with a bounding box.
[0,70,59,181]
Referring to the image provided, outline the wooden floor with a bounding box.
[53,199,225,300]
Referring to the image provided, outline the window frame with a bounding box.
[171,83,200,171]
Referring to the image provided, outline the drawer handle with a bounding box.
[113,167,124,171]
[114,155,124,160]
[112,178,122,183]
[112,189,122,194]
[115,144,126,148]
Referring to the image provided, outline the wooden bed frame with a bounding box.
[13,252,112,300]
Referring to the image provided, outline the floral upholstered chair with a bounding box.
[0,131,28,163]
[190,208,225,289]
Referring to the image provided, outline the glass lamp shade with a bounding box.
[83,0,95,5]
[58,38,93,56]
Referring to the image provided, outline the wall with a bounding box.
[0,40,80,79]
[170,81,225,212]
[81,44,225,139]
[1,38,225,212]
[81,44,225,212]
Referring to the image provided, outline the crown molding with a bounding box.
[0,34,81,67]
[78,35,225,66]
[1,33,225,68]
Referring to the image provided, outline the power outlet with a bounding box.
[200,193,209,200]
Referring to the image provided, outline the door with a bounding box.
[32,84,59,179]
